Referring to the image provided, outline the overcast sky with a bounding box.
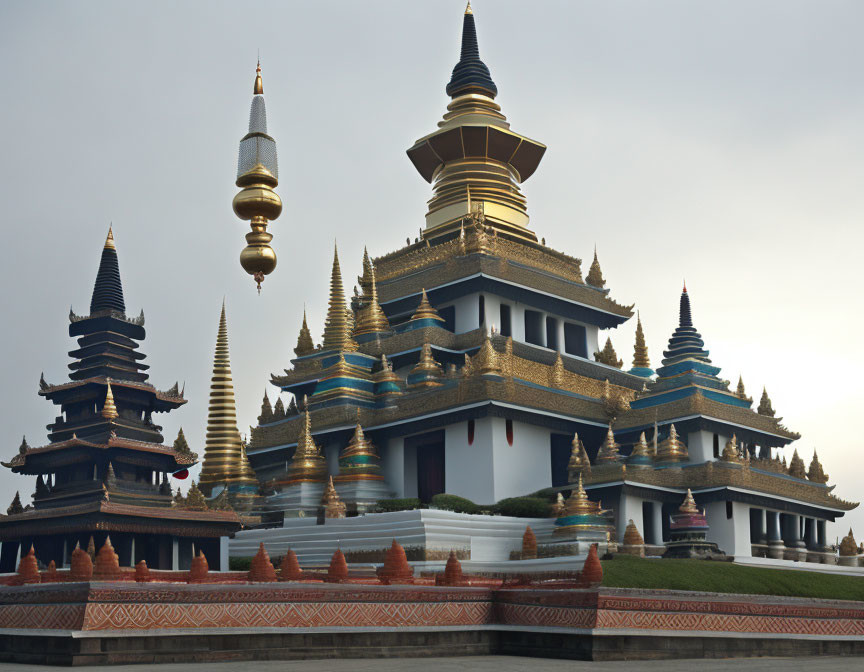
[1,1,863,541]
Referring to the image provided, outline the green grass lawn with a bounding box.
[601,554,864,601]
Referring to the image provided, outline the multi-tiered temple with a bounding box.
[0,232,240,571]
[240,5,855,562]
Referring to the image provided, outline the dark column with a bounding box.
[0,541,21,573]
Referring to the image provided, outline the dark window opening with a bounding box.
[564,323,587,358]
[505,419,514,446]
[437,305,455,333]
[467,419,475,446]
[478,295,485,328]
[713,433,720,458]
[524,310,543,346]
[546,317,558,350]
[499,304,512,337]
[726,501,733,519]
[416,443,445,504]
[642,502,656,543]
[550,433,571,487]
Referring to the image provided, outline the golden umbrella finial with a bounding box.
[465,0,473,14]
[101,382,118,420]
[254,59,263,95]
[104,225,116,250]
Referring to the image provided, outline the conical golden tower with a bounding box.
[199,301,259,495]
[321,244,358,352]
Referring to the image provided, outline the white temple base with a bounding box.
[230,509,556,565]
[334,479,394,513]
[267,481,325,515]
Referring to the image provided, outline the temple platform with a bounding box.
[231,510,557,564]
[2,582,864,665]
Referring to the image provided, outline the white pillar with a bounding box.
[652,503,664,545]
[556,319,565,353]
[171,538,179,570]
[129,536,136,567]
[219,537,229,572]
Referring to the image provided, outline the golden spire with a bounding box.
[287,408,327,482]
[409,341,444,389]
[679,488,699,514]
[294,309,316,357]
[465,0,472,14]
[321,476,346,518]
[656,423,688,463]
[632,312,650,369]
[596,423,621,462]
[807,450,828,483]
[199,301,258,494]
[586,247,605,288]
[720,434,741,463]
[623,519,645,546]
[473,335,501,376]
[234,60,281,291]
[353,253,390,336]
[757,387,775,417]
[101,382,118,420]
[567,432,591,480]
[254,59,263,95]
[410,289,445,323]
[104,225,116,251]
[321,244,358,352]
[594,337,623,368]
[788,448,807,479]
[629,432,652,462]
[736,375,751,402]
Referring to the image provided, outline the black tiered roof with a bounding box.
[89,235,126,313]
[446,7,498,98]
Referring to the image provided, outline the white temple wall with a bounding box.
[491,418,552,502]
[704,500,752,557]
[380,437,405,498]
[615,492,645,543]
[688,431,730,463]
[585,325,600,360]
[449,293,481,333]
[445,419,496,504]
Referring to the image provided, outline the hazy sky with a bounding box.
[1,1,863,541]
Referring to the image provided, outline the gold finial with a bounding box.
[788,448,807,479]
[567,432,591,480]
[656,423,689,463]
[337,423,383,481]
[629,432,652,461]
[199,302,259,495]
[807,450,828,483]
[473,335,501,376]
[353,252,390,336]
[101,382,118,420]
[679,488,699,514]
[254,59,263,95]
[287,408,327,483]
[596,423,621,462]
[411,341,443,379]
[594,337,623,368]
[632,312,650,369]
[561,474,602,517]
[757,387,775,417]
[721,434,741,463]
[104,225,116,251]
[586,246,605,288]
[321,244,358,352]
[465,0,473,14]
[321,476,346,518]
[294,308,316,357]
[410,288,445,323]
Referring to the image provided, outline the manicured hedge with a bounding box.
[493,496,550,518]
[375,498,422,512]
[527,487,559,502]
[430,493,479,514]
[229,556,252,571]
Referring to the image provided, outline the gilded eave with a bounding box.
[583,460,857,512]
[619,391,800,443]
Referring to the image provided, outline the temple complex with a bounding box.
[243,4,857,564]
[0,231,241,572]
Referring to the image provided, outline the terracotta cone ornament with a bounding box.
[70,542,93,581]
[579,543,603,587]
[93,537,121,580]
[378,539,414,584]
[188,551,209,583]
[248,542,277,582]
[17,546,41,584]
[279,549,304,582]
[522,525,538,560]
[439,550,465,586]
[327,549,349,583]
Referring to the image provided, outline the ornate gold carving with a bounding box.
[595,337,623,369]
[294,310,316,357]
[596,423,621,463]
[410,288,445,324]
[353,253,390,336]
[656,424,688,463]
[623,519,645,546]
[586,248,605,288]
[567,432,591,481]
[321,476,346,518]
[721,434,741,463]
[679,488,699,514]
[550,353,565,388]
[473,335,502,376]
[286,407,327,483]
[788,448,807,480]
[839,529,858,556]
[736,376,753,404]
[632,313,650,369]
[629,432,652,464]
[758,387,776,417]
[808,450,829,484]
[101,383,118,420]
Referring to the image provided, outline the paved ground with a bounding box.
[2,657,864,671]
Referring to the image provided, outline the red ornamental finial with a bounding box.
[254,271,265,294]
[683,280,687,293]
